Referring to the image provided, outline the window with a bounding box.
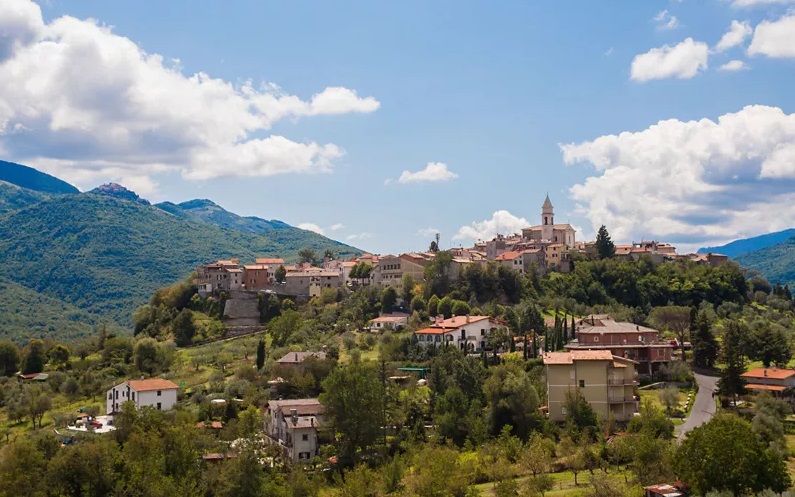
[579,380,585,388]
[302,434,309,441]
[157,402,162,410]
[132,392,135,401]
[299,452,310,460]
[157,390,162,396]
[593,336,599,342]
[115,390,118,399]
[480,329,485,336]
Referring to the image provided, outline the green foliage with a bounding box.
[692,302,719,368]
[562,388,599,440]
[675,414,791,496]
[0,160,79,194]
[718,320,747,403]
[0,340,21,376]
[22,339,47,375]
[744,321,792,367]
[483,363,540,439]
[595,225,616,259]
[320,361,383,466]
[172,309,196,346]
[627,399,674,439]
[381,286,398,314]
[735,235,795,287]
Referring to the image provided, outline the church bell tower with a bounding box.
[541,195,554,242]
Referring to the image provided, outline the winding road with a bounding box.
[676,372,719,441]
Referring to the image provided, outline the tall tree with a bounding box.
[401,274,415,304]
[594,225,616,260]
[274,264,287,283]
[0,340,21,376]
[676,414,790,496]
[692,303,718,368]
[381,287,398,314]
[255,339,265,370]
[171,309,195,347]
[21,339,47,375]
[483,363,540,439]
[745,322,792,368]
[718,320,747,406]
[297,248,317,266]
[320,361,383,466]
[649,306,692,360]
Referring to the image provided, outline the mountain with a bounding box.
[734,238,795,288]
[155,199,292,233]
[697,229,795,258]
[0,160,79,194]
[0,166,361,343]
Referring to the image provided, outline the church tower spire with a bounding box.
[541,194,554,241]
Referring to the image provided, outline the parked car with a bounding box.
[89,421,103,429]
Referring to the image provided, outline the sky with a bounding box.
[1,0,795,255]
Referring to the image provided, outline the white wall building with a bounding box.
[106,378,179,415]
[414,315,503,353]
[264,398,324,463]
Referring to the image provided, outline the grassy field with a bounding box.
[471,468,641,496]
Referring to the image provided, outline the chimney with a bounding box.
[295,353,298,362]
[466,315,470,324]
[291,408,298,425]
[140,374,145,380]
[764,369,768,377]
[636,325,639,331]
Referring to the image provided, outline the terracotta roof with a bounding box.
[577,318,659,335]
[612,361,628,368]
[268,398,323,416]
[495,251,521,261]
[742,368,795,380]
[255,258,284,264]
[543,350,615,365]
[277,351,326,364]
[127,378,179,392]
[432,315,491,328]
[371,316,408,323]
[745,384,788,392]
[414,327,452,335]
[243,264,269,270]
[643,484,683,497]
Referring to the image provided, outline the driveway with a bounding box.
[676,372,719,441]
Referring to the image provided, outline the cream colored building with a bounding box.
[521,196,576,248]
[543,350,638,422]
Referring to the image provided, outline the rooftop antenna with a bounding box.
[435,232,440,249]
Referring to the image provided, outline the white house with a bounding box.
[414,315,503,353]
[264,398,324,463]
[106,378,179,415]
[368,313,410,331]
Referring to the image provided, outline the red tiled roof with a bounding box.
[127,378,179,392]
[745,384,787,392]
[543,350,615,365]
[414,327,452,335]
[742,368,795,380]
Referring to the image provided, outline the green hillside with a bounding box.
[0,190,360,339]
[0,181,51,213]
[156,199,293,232]
[0,160,79,194]
[734,236,795,287]
[0,276,102,343]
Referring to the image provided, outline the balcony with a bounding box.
[608,394,634,403]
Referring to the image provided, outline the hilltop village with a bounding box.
[2,196,793,497]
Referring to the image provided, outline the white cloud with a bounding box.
[653,10,680,31]
[328,223,344,231]
[748,15,795,58]
[731,0,795,6]
[715,20,752,51]
[298,223,325,235]
[630,38,709,82]
[416,227,439,237]
[560,105,795,251]
[396,162,458,184]
[346,232,373,242]
[719,59,749,71]
[0,0,379,191]
[453,210,529,242]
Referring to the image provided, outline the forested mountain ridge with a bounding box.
[735,237,795,288]
[698,229,795,258]
[155,198,294,233]
[0,164,361,342]
[0,160,79,194]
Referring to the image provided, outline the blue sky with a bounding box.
[2,0,795,254]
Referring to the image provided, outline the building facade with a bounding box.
[106,378,179,415]
[414,315,503,353]
[544,350,638,422]
[264,398,324,463]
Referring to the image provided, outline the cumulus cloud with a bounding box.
[560,105,795,250]
[395,162,458,184]
[719,59,749,71]
[748,15,795,58]
[346,232,373,242]
[630,38,709,82]
[416,227,439,237]
[328,223,344,231]
[298,223,325,235]
[453,210,529,242]
[653,10,680,31]
[731,0,795,6]
[0,0,379,191]
[716,20,752,51]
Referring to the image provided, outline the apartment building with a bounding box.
[106,378,179,415]
[195,259,243,295]
[543,350,638,422]
[264,398,324,463]
[565,317,673,376]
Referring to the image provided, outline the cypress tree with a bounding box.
[256,339,266,370]
[532,332,538,358]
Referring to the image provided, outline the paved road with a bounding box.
[676,372,719,441]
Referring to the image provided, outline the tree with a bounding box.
[22,384,52,429]
[594,225,616,260]
[275,265,287,284]
[172,309,196,347]
[718,320,747,405]
[401,274,415,304]
[134,338,161,374]
[437,296,453,319]
[429,240,439,252]
[410,295,426,313]
[427,295,440,316]
[676,414,791,496]
[0,340,20,376]
[381,286,398,314]
[649,306,692,360]
[692,303,718,368]
[320,361,383,466]
[21,340,47,375]
[255,340,265,370]
[521,433,555,477]
[658,387,679,414]
[48,344,70,366]
[298,248,317,266]
[745,322,792,368]
[563,389,600,440]
[483,363,540,439]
